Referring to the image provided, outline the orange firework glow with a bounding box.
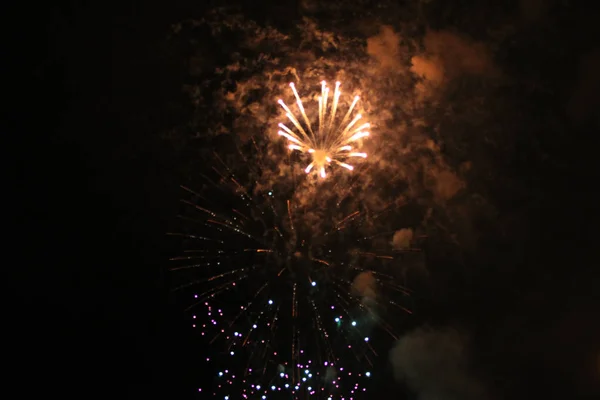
[277,81,370,178]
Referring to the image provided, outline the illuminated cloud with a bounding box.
[367,25,404,70]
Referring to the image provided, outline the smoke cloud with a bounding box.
[367,25,404,70]
[390,327,488,400]
[410,30,497,100]
[176,11,472,215]
[351,271,377,304]
[391,228,413,250]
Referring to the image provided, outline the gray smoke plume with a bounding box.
[390,327,489,400]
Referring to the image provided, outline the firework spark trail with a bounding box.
[180,196,265,244]
[334,211,361,233]
[183,278,241,312]
[169,262,218,272]
[329,283,378,363]
[175,267,247,289]
[337,211,360,226]
[170,253,221,261]
[291,283,298,386]
[350,266,413,296]
[355,251,394,260]
[389,300,414,315]
[328,166,378,220]
[287,199,295,231]
[226,282,269,333]
[333,303,371,363]
[310,299,336,362]
[277,81,370,178]
[171,136,414,397]
[311,258,330,267]
[166,232,224,243]
[337,273,408,337]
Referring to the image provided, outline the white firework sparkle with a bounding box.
[277,81,370,178]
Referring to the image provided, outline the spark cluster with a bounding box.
[278,81,370,178]
[170,79,415,399]
[193,299,371,399]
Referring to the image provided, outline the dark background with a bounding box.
[13,1,205,397]
[10,0,600,399]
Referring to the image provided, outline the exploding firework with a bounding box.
[277,81,370,178]
[169,137,419,398]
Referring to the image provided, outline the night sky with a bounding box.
[12,1,600,399]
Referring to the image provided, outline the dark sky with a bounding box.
[11,0,600,399]
[13,1,207,397]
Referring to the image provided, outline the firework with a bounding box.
[277,81,370,178]
[169,142,418,398]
